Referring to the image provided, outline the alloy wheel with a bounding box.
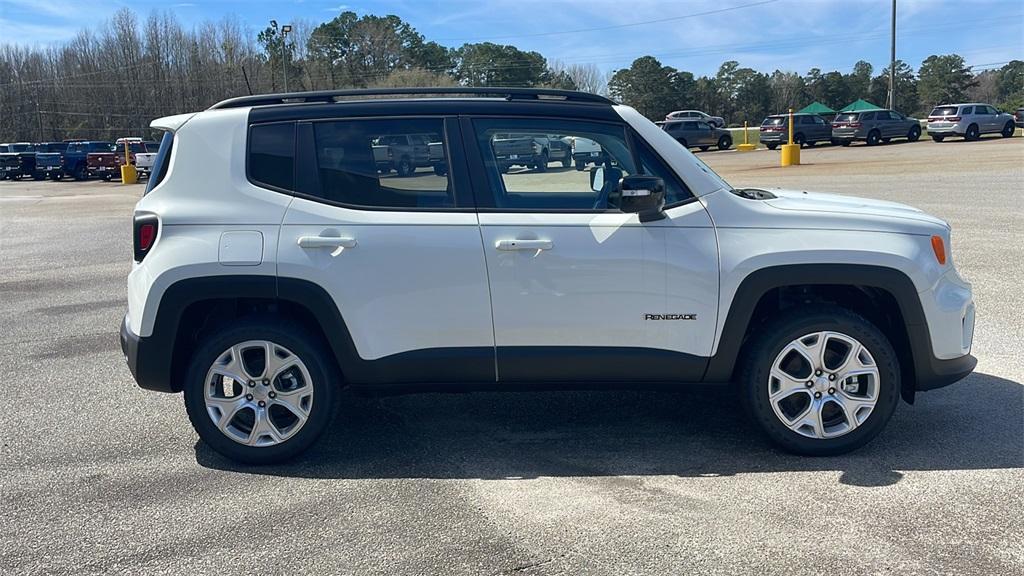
[767,331,879,439]
[203,340,314,447]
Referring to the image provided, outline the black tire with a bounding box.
[738,306,900,456]
[699,146,710,152]
[575,159,585,171]
[907,126,921,142]
[103,173,113,181]
[51,172,62,181]
[964,123,980,141]
[841,141,852,147]
[794,133,806,147]
[931,134,945,142]
[718,135,733,150]
[561,156,571,168]
[183,317,339,465]
[432,164,447,176]
[534,152,549,172]
[396,156,413,177]
[766,143,778,150]
[866,130,881,146]
[1001,121,1015,138]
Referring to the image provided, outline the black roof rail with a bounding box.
[208,87,614,110]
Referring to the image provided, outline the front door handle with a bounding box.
[495,239,553,251]
[297,235,357,249]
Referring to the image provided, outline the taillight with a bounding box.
[133,214,159,262]
[848,122,862,128]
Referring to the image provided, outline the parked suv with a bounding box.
[926,103,1016,141]
[661,119,733,151]
[831,109,921,146]
[666,110,726,128]
[759,113,832,149]
[121,88,976,464]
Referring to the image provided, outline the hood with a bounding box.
[763,188,949,229]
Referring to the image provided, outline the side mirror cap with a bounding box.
[619,175,665,222]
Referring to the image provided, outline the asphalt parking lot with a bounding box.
[1,136,1021,575]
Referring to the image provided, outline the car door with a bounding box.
[696,122,715,146]
[977,105,996,132]
[276,117,496,383]
[465,116,719,382]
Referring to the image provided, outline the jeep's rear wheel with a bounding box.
[184,319,338,464]
[738,307,899,455]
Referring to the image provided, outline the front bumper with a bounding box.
[120,314,175,393]
[916,353,977,391]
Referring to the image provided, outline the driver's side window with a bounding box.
[472,118,637,211]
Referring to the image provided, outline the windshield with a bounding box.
[930,106,958,117]
[38,143,66,153]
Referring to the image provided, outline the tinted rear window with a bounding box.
[145,132,174,195]
[931,106,959,117]
[835,113,860,122]
[249,123,295,191]
[762,117,785,125]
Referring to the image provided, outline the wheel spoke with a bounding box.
[265,344,300,382]
[833,393,874,429]
[793,333,825,370]
[248,408,283,446]
[788,399,825,438]
[769,368,808,400]
[206,395,248,432]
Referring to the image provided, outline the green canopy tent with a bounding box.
[797,101,836,115]
[839,99,882,112]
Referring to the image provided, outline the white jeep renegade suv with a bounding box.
[120,88,976,464]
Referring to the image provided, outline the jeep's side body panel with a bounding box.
[127,107,290,338]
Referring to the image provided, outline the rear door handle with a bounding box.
[495,239,553,251]
[297,235,357,249]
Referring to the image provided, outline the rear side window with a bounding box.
[310,118,452,209]
[249,123,295,191]
[145,131,174,195]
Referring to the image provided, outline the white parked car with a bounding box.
[121,88,976,464]
[926,103,1016,141]
[665,109,725,128]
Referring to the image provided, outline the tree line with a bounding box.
[0,7,1020,140]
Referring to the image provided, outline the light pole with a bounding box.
[888,0,896,110]
[269,20,292,92]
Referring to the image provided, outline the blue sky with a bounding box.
[1,0,1021,77]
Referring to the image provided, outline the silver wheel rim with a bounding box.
[204,340,314,447]
[767,331,880,439]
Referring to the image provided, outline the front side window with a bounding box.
[311,118,451,209]
[474,118,636,210]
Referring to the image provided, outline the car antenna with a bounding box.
[241,65,253,96]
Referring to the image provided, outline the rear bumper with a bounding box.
[120,314,175,393]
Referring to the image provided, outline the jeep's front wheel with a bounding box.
[738,307,899,456]
[184,319,338,464]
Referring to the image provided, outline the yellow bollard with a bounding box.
[780,107,800,166]
[737,121,755,151]
[121,140,138,184]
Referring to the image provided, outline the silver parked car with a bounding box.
[665,109,725,128]
[831,109,921,146]
[927,103,1016,142]
[661,119,733,151]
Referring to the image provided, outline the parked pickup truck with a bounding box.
[135,151,157,179]
[491,133,571,172]
[0,142,36,180]
[33,142,68,180]
[88,149,120,181]
[63,141,115,180]
[373,133,439,177]
[570,136,606,171]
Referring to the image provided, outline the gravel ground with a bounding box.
[0,135,1021,575]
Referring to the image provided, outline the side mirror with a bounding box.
[619,175,665,222]
[589,166,604,192]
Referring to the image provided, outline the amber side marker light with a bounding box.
[931,235,947,265]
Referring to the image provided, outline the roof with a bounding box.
[839,99,882,112]
[209,87,614,110]
[797,102,836,114]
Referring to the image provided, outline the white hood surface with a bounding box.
[763,188,950,229]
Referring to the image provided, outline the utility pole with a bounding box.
[888,0,896,109]
[35,101,43,142]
